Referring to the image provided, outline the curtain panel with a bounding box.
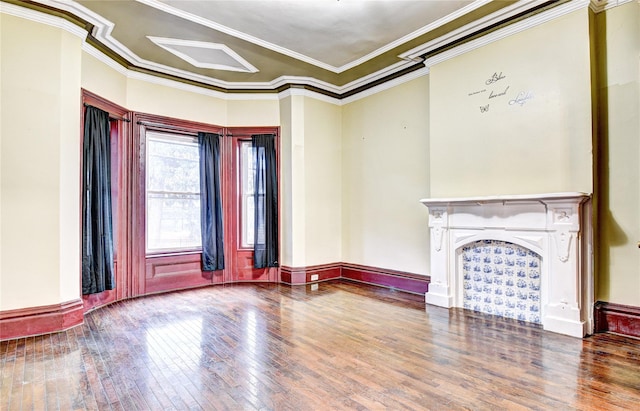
[252,134,279,268]
[82,105,115,295]
[198,132,225,271]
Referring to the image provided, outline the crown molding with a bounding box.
[423,0,591,69]
[278,87,341,106]
[399,0,548,62]
[341,67,430,105]
[589,0,634,12]
[3,0,618,105]
[0,1,86,38]
[337,0,492,73]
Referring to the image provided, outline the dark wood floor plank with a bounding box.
[1,280,640,410]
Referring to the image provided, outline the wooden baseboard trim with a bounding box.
[594,301,640,338]
[340,263,430,295]
[0,299,84,341]
[280,263,342,285]
[2,263,428,340]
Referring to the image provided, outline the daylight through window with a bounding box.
[146,131,201,252]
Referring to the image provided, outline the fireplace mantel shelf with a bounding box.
[420,192,591,206]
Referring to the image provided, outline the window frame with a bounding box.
[133,113,224,259]
[144,130,202,254]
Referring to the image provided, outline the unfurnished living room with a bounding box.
[1,0,639,409]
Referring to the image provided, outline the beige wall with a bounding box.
[126,78,228,125]
[595,2,640,306]
[82,51,280,127]
[81,51,127,107]
[227,99,280,127]
[278,94,305,267]
[342,77,431,275]
[429,9,593,197]
[279,95,293,266]
[303,97,342,265]
[279,94,342,267]
[1,15,81,310]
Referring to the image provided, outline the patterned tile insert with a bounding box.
[461,240,541,323]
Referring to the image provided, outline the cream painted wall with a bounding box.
[279,94,342,267]
[126,78,227,125]
[303,97,342,265]
[429,9,593,197]
[1,15,81,310]
[595,2,640,306]
[279,96,293,266]
[83,51,281,128]
[342,77,430,275]
[227,99,280,127]
[278,94,306,267]
[81,51,127,107]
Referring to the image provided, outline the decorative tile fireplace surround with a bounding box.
[420,193,593,338]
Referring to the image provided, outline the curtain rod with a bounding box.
[83,103,131,122]
[136,121,201,137]
[225,133,276,137]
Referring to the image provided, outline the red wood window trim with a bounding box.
[80,89,132,311]
[79,92,281,303]
[132,112,226,294]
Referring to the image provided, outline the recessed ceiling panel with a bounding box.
[147,36,258,72]
[150,0,477,69]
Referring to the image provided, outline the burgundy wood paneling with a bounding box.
[594,301,640,338]
[280,263,342,285]
[0,299,84,341]
[341,263,430,295]
[145,253,217,294]
[280,263,429,294]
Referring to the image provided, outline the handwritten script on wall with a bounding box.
[468,71,534,114]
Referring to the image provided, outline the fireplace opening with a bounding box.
[460,240,542,323]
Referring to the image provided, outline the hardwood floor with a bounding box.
[1,280,639,410]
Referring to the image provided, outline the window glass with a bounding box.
[146,132,201,252]
[240,141,256,248]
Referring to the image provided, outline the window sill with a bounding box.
[146,250,202,259]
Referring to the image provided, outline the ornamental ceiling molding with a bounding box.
[423,0,591,69]
[1,0,631,105]
[589,0,634,12]
[12,0,584,96]
[146,36,259,73]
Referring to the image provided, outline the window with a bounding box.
[146,131,201,252]
[240,141,256,248]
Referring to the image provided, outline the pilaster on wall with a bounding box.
[0,13,82,313]
[279,91,306,268]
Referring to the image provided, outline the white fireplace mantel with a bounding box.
[420,192,593,337]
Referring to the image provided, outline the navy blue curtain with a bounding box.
[252,134,278,268]
[82,106,115,295]
[198,132,225,271]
